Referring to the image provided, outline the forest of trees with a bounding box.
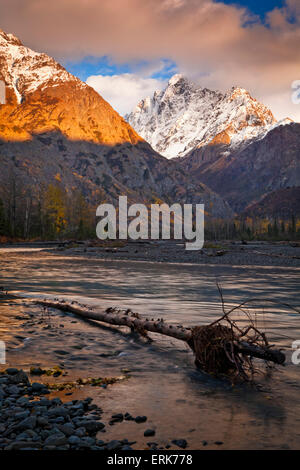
[0,179,299,242]
[0,180,95,241]
[204,216,300,241]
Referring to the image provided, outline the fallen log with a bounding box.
[34,298,285,378]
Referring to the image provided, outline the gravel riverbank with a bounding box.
[0,368,185,451]
[50,240,300,267]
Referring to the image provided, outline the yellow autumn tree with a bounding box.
[43,184,66,237]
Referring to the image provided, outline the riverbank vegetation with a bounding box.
[0,182,299,242]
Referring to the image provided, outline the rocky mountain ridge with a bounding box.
[127,74,300,214]
[126,74,288,159]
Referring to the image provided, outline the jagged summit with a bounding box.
[167,73,184,86]
[126,74,284,159]
[0,29,23,46]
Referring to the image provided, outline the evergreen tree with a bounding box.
[267,223,272,238]
[0,198,6,235]
[273,219,279,238]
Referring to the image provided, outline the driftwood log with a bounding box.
[34,298,285,378]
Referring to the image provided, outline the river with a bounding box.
[0,248,300,449]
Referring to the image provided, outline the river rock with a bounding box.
[43,433,68,447]
[106,440,122,450]
[80,420,105,434]
[144,429,155,437]
[47,406,69,418]
[5,368,19,375]
[59,423,75,436]
[135,416,147,423]
[172,439,188,449]
[68,435,81,445]
[13,416,37,432]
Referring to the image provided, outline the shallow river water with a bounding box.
[0,248,300,449]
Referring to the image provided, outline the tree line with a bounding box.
[0,180,299,242]
[204,216,300,241]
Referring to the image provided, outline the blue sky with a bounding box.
[65,58,178,115]
[218,0,284,18]
[65,57,178,83]
[65,57,131,82]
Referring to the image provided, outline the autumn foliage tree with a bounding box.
[43,184,67,238]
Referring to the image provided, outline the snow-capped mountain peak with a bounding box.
[0,29,143,145]
[0,29,81,104]
[168,73,184,85]
[126,75,282,159]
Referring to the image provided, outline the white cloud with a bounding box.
[86,73,166,115]
[262,90,300,123]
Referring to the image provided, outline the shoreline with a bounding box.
[1,239,300,268]
[47,240,300,268]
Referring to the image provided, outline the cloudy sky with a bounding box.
[0,0,299,119]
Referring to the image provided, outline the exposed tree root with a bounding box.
[27,294,286,381]
[5,290,288,380]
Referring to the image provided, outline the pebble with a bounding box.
[30,367,45,376]
[172,439,188,449]
[13,416,37,432]
[106,440,122,450]
[79,420,105,434]
[14,411,30,420]
[144,429,155,437]
[48,406,69,417]
[37,417,48,427]
[68,435,82,445]
[31,382,48,393]
[59,423,75,436]
[53,350,69,356]
[5,368,19,375]
[135,416,147,423]
[44,433,68,447]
